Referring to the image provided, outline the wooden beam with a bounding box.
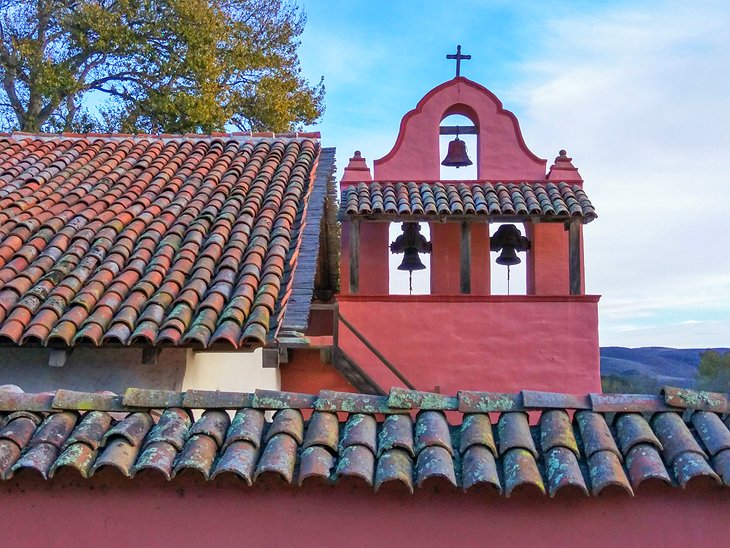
[460,221,471,294]
[568,221,582,295]
[439,125,478,135]
[262,348,280,368]
[49,349,71,368]
[339,213,589,224]
[141,347,161,366]
[349,220,360,294]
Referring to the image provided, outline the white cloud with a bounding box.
[511,1,730,347]
[298,0,729,348]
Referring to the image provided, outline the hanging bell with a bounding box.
[397,247,427,272]
[441,136,473,168]
[496,246,520,266]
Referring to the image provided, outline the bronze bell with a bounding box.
[398,247,427,272]
[441,136,473,168]
[490,224,530,266]
[496,246,520,266]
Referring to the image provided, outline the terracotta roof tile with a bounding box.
[342,181,597,222]
[575,411,621,461]
[461,444,501,492]
[544,446,588,497]
[503,448,544,496]
[255,430,298,483]
[303,411,338,452]
[673,452,720,488]
[375,447,414,492]
[0,133,324,349]
[378,414,414,457]
[414,410,453,456]
[173,433,219,479]
[498,412,537,457]
[4,386,730,497]
[341,413,377,454]
[540,409,579,456]
[213,440,258,484]
[299,445,335,485]
[336,444,375,485]
[50,440,96,478]
[587,450,633,496]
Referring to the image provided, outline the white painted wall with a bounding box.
[181,349,280,393]
[0,348,187,394]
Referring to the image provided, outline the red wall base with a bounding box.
[336,295,601,395]
[1,474,728,546]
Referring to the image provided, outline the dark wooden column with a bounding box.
[460,221,471,294]
[568,221,581,295]
[349,220,360,293]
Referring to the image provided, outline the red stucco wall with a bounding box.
[526,223,570,295]
[341,222,390,295]
[428,223,491,296]
[430,223,462,295]
[2,475,728,547]
[337,295,601,395]
[373,78,546,181]
[281,348,355,394]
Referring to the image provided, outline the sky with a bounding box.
[295,0,730,349]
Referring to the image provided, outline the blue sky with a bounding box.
[297,0,730,348]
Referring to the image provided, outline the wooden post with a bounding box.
[332,301,340,363]
[460,221,471,294]
[349,220,360,293]
[568,221,581,295]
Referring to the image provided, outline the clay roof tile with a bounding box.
[0,134,323,351]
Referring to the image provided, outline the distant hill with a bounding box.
[600,347,730,391]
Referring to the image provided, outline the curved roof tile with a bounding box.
[342,181,597,222]
[0,133,326,349]
[2,385,728,496]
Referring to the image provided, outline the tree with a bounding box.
[601,373,660,395]
[0,0,324,133]
[696,349,730,392]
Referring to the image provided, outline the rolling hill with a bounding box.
[600,346,730,390]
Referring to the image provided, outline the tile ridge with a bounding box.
[0,385,720,414]
[3,130,321,143]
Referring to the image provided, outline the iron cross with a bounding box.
[446,45,471,77]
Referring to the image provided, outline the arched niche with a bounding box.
[439,110,478,180]
[374,77,546,181]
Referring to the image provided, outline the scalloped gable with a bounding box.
[374,77,546,181]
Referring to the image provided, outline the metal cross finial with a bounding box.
[446,45,471,77]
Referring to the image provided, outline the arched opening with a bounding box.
[489,222,528,295]
[389,222,431,295]
[439,114,477,181]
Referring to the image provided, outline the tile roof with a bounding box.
[0,132,330,349]
[2,385,729,497]
[341,181,597,222]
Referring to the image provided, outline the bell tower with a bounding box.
[335,49,601,395]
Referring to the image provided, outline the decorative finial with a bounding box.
[354,150,362,158]
[559,149,567,157]
[446,45,471,78]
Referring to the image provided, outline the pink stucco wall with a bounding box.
[337,295,601,395]
[372,77,546,181]
[2,474,728,546]
[429,223,490,296]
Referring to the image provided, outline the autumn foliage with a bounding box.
[0,0,324,133]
